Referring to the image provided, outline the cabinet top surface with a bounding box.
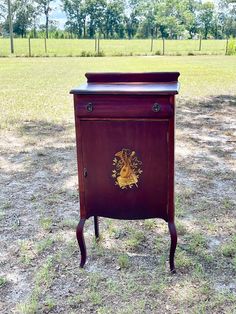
[70,72,180,96]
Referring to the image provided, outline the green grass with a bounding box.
[125,230,146,251]
[0,276,7,287]
[39,217,53,231]
[16,256,56,313]
[117,254,130,269]
[35,237,54,254]
[18,240,34,265]
[35,256,55,288]
[220,236,236,258]
[0,38,229,57]
[0,56,235,129]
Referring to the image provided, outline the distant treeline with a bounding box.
[0,0,236,39]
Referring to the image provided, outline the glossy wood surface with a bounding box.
[70,82,179,95]
[72,72,179,271]
[70,72,180,95]
[74,95,173,119]
[80,120,169,220]
[85,72,180,83]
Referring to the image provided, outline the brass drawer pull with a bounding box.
[86,103,93,112]
[152,103,161,112]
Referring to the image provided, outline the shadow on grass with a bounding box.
[176,94,236,192]
[18,120,73,138]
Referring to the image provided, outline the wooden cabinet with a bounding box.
[70,72,180,272]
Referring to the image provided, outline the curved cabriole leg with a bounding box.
[76,218,87,268]
[94,216,99,240]
[168,221,177,274]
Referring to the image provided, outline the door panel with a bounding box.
[81,120,169,220]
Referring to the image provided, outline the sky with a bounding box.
[49,1,66,29]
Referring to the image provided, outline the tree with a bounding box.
[155,0,185,39]
[36,0,54,38]
[104,0,125,38]
[219,0,236,37]
[124,0,141,39]
[62,0,86,38]
[135,0,156,38]
[0,0,8,22]
[179,0,200,38]
[85,0,106,38]
[199,1,214,39]
[13,0,35,37]
[1,0,14,52]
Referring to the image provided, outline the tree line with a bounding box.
[0,0,236,39]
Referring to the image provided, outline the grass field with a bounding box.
[0,56,236,313]
[1,56,236,128]
[0,38,229,57]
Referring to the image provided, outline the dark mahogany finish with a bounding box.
[70,72,180,273]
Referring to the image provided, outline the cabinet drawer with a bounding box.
[74,95,173,119]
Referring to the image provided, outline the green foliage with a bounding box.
[227,37,236,55]
[143,219,156,230]
[118,254,130,269]
[40,217,52,231]
[89,291,102,305]
[0,1,7,23]
[176,220,187,235]
[187,233,208,253]
[125,230,145,251]
[221,236,236,258]
[35,256,54,287]
[62,0,87,38]
[0,276,7,287]
[2,0,236,39]
[44,297,56,311]
[199,2,215,39]
[175,250,193,269]
[16,297,38,314]
[35,0,55,39]
[36,237,54,254]
[18,240,34,265]
[175,195,185,218]
[12,0,36,38]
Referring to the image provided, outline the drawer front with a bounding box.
[74,95,173,119]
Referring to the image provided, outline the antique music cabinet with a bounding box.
[70,72,180,273]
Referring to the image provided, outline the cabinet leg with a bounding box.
[168,222,177,273]
[94,216,99,240]
[76,218,87,268]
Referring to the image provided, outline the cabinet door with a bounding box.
[80,120,169,220]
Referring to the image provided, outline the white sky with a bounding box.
[50,0,66,29]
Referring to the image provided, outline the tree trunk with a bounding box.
[46,13,49,39]
[83,20,86,38]
[204,25,208,39]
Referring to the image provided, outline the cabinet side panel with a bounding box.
[167,95,175,222]
[74,97,86,218]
